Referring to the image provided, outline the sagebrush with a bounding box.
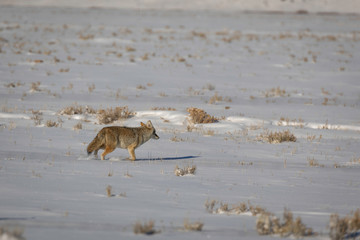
[257,130,297,143]
[329,209,360,240]
[187,107,218,124]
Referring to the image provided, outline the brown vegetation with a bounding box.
[329,209,360,240]
[187,107,218,124]
[256,209,315,237]
[257,130,297,144]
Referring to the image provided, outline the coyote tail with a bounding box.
[87,132,104,155]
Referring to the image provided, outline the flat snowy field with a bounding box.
[0,6,359,240]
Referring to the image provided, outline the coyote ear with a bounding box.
[140,122,146,127]
[146,120,153,128]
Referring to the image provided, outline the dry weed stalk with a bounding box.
[329,209,360,240]
[187,107,218,124]
[257,130,296,144]
[106,185,112,197]
[174,165,196,176]
[97,106,133,124]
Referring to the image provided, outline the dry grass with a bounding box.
[187,107,218,124]
[151,107,176,111]
[59,104,96,115]
[307,157,324,167]
[45,120,59,128]
[329,209,360,240]
[73,122,82,131]
[174,165,196,176]
[257,130,297,144]
[183,219,204,231]
[31,110,43,126]
[262,87,289,98]
[208,92,232,104]
[256,209,315,237]
[136,84,146,90]
[205,200,267,216]
[106,185,112,197]
[133,220,159,235]
[97,106,133,124]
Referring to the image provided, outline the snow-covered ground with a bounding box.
[0,5,359,240]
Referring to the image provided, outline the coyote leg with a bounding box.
[101,146,115,160]
[127,146,136,161]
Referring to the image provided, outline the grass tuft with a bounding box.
[183,219,204,231]
[329,209,360,240]
[97,106,133,124]
[256,208,314,237]
[59,104,96,115]
[174,165,196,176]
[133,220,159,235]
[257,130,296,144]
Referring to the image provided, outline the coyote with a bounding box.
[87,120,159,160]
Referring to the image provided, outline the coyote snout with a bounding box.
[87,120,159,161]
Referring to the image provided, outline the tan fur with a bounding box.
[87,120,159,160]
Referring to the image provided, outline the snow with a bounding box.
[1,3,360,240]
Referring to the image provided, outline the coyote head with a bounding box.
[141,120,159,140]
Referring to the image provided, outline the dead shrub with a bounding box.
[183,219,204,231]
[30,81,41,92]
[262,87,288,98]
[59,104,96,115]
[46,120,58,128]
[256,209,314,237]
[31,110,43,126]
[187,107,218,124]
[205,200,267,216]
[174,165,196,176]
[151,107,176,111]
[73,122,82,131]
[106,185,112,197]
[133,220,159,235]
[329,209,360,240]
[257,130,296,144]
[307,157,324,167]
[97,106,133,124]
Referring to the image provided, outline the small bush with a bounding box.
[257,130,296,144]
[97,106,133,124]
[73,122,82,131]
[174,165,196,176]
[31,110,43,126]
[329,209,360,240]
[46,120,58,127]
[256,209,314,237]
[133,220,159,235]
[184,219,204,231]
[205,199,267,216]
[106,185,112,197]
[59,104,96,115]
[187,107,218,124]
